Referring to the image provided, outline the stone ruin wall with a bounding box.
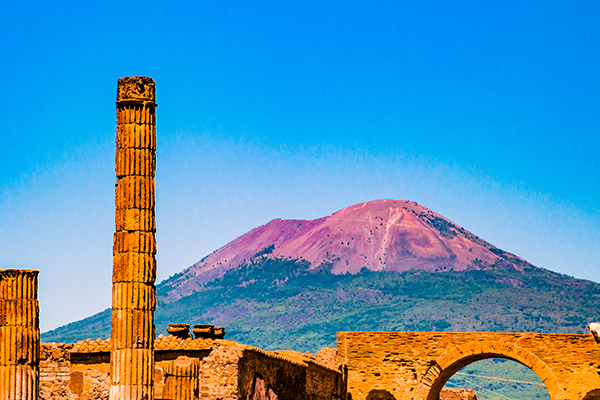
[37,329,344,400]
[38,336,481,400]
[238,347,344,400]
[39,343,73,400]
[338,331,600,400]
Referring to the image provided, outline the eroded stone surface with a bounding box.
[117,77,156,103]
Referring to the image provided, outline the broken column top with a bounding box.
[168,323,192,339]
[0,269,39,275]
[117,76,156,103]
[0,269,39,300]
[192,324,226,339]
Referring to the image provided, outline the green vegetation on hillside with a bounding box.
[445,359,550,400]
[43,254,600,355]
[42,308,112,344]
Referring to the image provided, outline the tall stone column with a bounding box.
[111,76,157,400]
[0,269,40,400]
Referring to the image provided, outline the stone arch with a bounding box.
[413,340,563,400]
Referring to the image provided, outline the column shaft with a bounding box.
[0,269,40,400]
[111,76,157,400]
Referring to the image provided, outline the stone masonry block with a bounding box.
[116,124,156,151]
[111,349,154,386]
[115,176,155,211]
[110,384,153,400]
[0,300,39,327]
[111,310,155,350]
[116,104,156,126]
[112,253,156,283]
[116,148,156,178]
[0,327,39,365]
[117,77,155,103]
[112,282,156,311]
[0,365,38,400]
[113,231,157,255]
[115,208,155,233]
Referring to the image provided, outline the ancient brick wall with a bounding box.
[38,337,343,400]
[39,342,112,400]
[239,349,307,400]
[196,339,247,400]
[305,362,344,400]
[40,344,71,400]
[338,331,600,400]
[69,360,111,400]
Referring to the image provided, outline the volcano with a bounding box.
[44,199,600,352]
[161,199,530,300]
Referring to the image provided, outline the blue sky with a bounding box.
[1,1,599,332]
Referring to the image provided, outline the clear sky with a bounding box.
[1,1,599,332]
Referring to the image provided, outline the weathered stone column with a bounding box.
[0,269,40,400]
[162,357,200,400]
[111,76,157,400]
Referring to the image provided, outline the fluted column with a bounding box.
[0,269,40,400]
[163,357,200,400]
[111,76,157,400]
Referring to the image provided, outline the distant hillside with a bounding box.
[43,254,599,352]
[42,199,600,352]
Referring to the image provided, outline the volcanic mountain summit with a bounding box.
[45,199,599,350]
[162,199,530,300]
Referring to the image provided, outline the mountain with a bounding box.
[160,199,530,302]
[42,199,600,354]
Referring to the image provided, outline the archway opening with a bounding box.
[442,358,550,400]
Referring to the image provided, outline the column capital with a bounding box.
[117,77,156,104]
[0,269,39,300]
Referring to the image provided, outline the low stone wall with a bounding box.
[198,340,246,400]
[40,343,72,400]
[69,361,110,400]
[38,338,343,400]
[239,349,307,400]
[40,342,112,400]
[239,346,344,400]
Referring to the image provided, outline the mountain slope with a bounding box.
[42,199,600,353]
[160,199,530,302]
[43,254,600,352]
